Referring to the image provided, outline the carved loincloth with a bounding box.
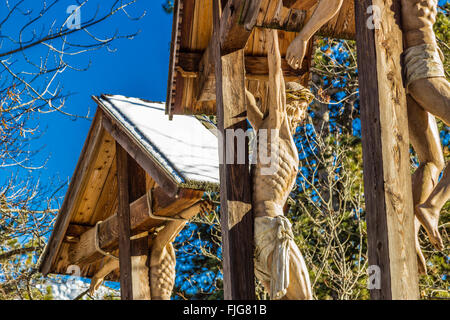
[254,215,295,300]
[404,44,445,92]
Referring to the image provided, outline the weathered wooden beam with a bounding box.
[220,0,254,54]
[192,51,312,101]
[180,50,309,101]
[128,155,151,300]
[165,0,182,117]
[116,142,133,300]
[131,235,151,300]
[68,187,203,265]
[213,0,255,300]
[354,0,419,299]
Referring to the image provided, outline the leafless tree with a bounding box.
[0,0,144,299]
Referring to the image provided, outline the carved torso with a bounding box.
[253,119,299,218]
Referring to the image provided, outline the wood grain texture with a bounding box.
[220,0,253,54]
[214,0,255,300]
[131,235,151,300]
[354,0,419,300]
[116,142,133,300]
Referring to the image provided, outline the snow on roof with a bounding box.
[98,95,219,190]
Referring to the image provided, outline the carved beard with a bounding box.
[286,100,308,134]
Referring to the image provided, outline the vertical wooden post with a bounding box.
[213,0,255,300]
[128,154,151,300]
[354,0,419,299]
[116,142,133,300]
[131,236,151,300]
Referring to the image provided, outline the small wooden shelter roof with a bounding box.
[166,0,355,117]
[39,95,219,280]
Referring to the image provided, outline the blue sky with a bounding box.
[1,1,173,187]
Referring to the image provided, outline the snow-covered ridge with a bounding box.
[98,95,220,189]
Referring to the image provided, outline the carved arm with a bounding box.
[286,0,344,69]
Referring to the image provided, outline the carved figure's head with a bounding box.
[285,82,314,134]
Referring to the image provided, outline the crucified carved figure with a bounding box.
[285,0,449,273]
[246,29,314,300]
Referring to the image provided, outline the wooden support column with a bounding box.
[354,0,419,299]
[128,154,151,300]
[116,142,133,300]
[213,0,255,300]
[131,235,151,300]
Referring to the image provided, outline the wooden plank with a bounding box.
[116,142,133,300]
[213,0,255,300]
[165,0,182,116]
[127,153,147,203]
[89,155,118,225]
[95,101,180,197]
[73,131,115,225]
[354,0,419,299]
[68,187,203,264]
[39,110,104,276]
[131,235,151,300]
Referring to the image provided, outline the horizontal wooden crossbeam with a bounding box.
[68,188,203,264]
[178,50,310,101]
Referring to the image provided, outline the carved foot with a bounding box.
[286,37,308,70]
[414,217,427,275]
[416,203,444,251]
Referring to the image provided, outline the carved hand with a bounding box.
[286,36,308,70]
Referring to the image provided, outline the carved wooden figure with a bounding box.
[246,29,314,300]
[285,0,448,273]
[88,192,212,299]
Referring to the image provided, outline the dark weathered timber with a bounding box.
[116,142,133,300]
[165,0,181,117]
[213,0,255,300]
[127,153,147,203]
[354,0,419,299]
[282,0,299,7]
[179,51,308,78]
[220,0,254,54]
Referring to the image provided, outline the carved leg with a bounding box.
[284,241,313,299]
[89,257,119,295]
[408,95,445,260]
[149,200,210,299]
[417,164,449,251]
[150,241,176,300]
[408,77,450,126]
